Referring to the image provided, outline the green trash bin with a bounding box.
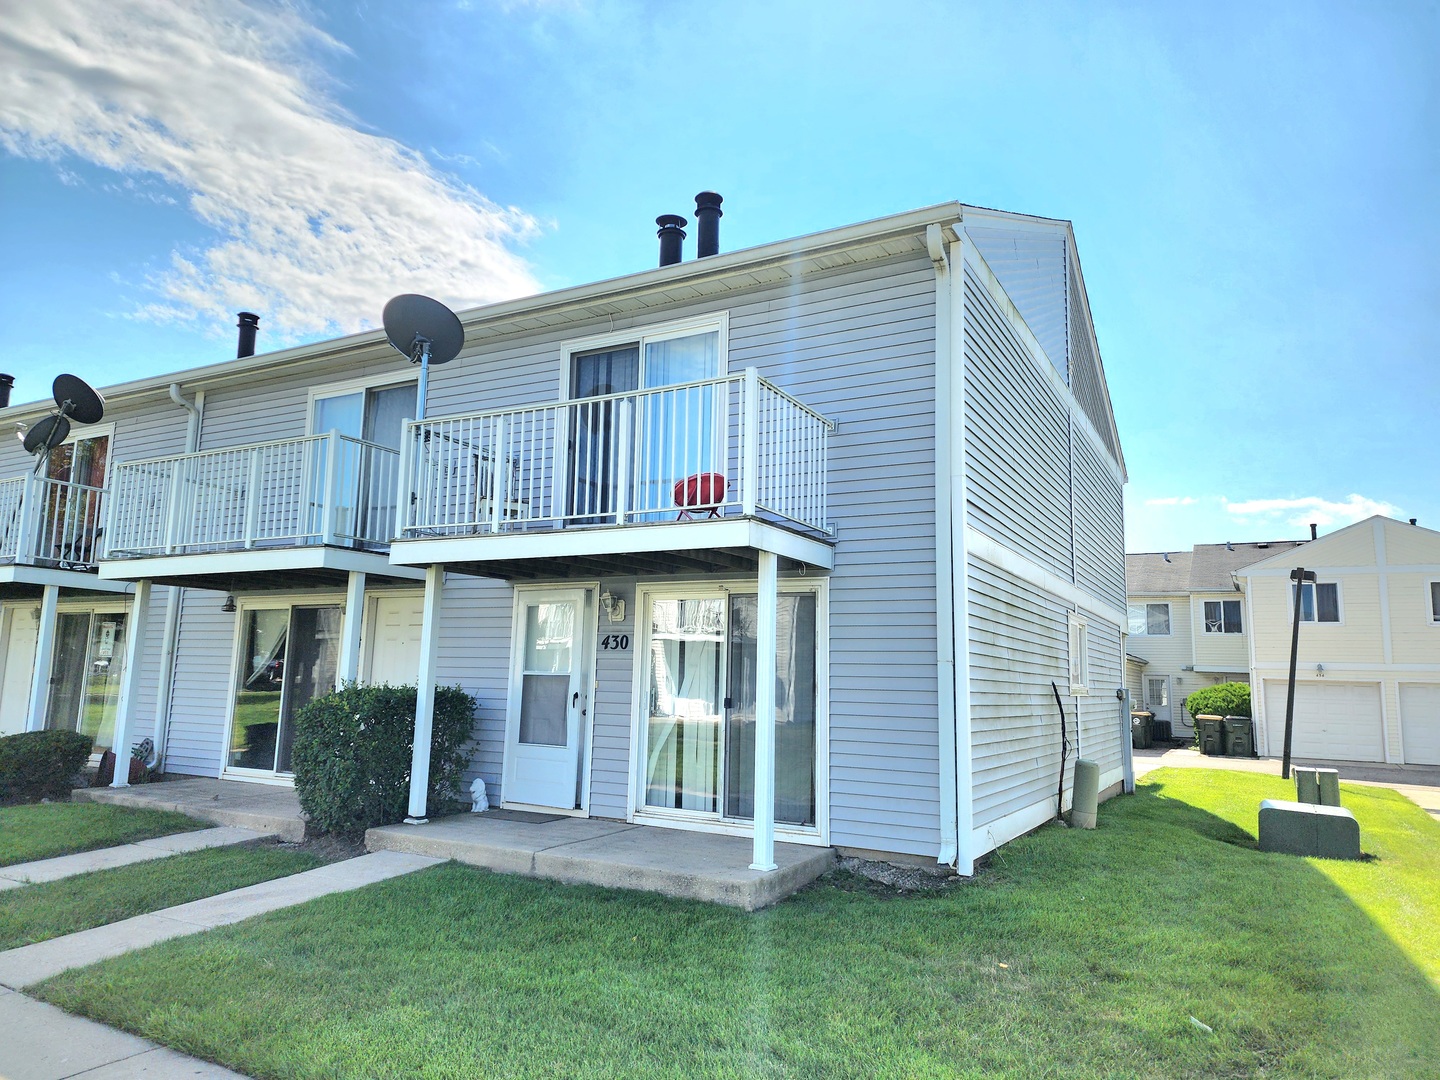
[1130,710,1154,750]
[1222,716,1255,758]
[1197,715,1224,756]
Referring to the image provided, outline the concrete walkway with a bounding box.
[76,779,306,842]
[0,828,266,892]
[0,987,247,1079]
[0,850,441,989]
[1135,746,1440,815]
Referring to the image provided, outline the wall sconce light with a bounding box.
[599,590,625,624]
[222,595,237,613]
[1316,663,1325,678]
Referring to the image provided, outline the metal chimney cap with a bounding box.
[655,214,688,232]
[237,311,260,326]
[694,191,724,215]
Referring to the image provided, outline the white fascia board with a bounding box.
[0,566,134,592]
[98,547,424,582]
[0,203,967,421]
[389,520,835,571]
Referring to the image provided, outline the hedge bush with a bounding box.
[0,730,93,805]
[290,684,477,836]
[1184,682,1252,721]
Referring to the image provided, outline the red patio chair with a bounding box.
[673,472,727,520]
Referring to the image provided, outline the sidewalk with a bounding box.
[1134,745,1440,815]
[0,827,265,892]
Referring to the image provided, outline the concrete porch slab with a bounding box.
[74,778,306,841]
[367,812,835,911]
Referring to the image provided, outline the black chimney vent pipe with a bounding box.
[236,311,260,358]
[0,374,12,409]
[656,215,687,267]
[1309,523,1318,540]
[694,192,723,258]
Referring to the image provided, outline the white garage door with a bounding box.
[365,595,424,687]
[1400,683,1440,766]
[1263,680,1384,762]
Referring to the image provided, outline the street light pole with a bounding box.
[1281,568,1317,780]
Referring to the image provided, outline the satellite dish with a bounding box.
[23,414,70,456]
[53,374,106,425]
[382,295,464,368]
[381,294,464,423]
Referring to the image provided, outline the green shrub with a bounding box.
[0,730,93,805]
[1184,682,1252,720]
[290,684,477,836]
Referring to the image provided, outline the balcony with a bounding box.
[0,474,128,593]
[97,433,424,589]
[388,369,837,578]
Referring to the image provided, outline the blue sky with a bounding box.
[1,0,1435,552]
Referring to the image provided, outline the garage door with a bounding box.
[1400,683,1440,766]
[1262,680,1384,762]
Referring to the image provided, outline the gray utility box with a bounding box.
[1294,767,1342,806]
[1258,799,1362,860]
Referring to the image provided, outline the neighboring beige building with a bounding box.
[1125,540,1304,734]
[1237,516,1440,765]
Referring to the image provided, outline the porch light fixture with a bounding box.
[221,595,237,613]
[599,590,625,623]
[1316,663,1325,678]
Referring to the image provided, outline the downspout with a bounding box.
[151,384,203,770]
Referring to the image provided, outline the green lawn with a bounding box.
[0,803,204,867]
[33,769,1440,1079]
[0,842,325,950]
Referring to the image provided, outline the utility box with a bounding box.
[1315,768,1341,807]
[1259,799,1361,860]
[1222,716,1255,758]
[1197,715,1224,756]
[1294,767,1320,805]
[1130,711,1154,750]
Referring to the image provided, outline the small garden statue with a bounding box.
[470,777,489,813]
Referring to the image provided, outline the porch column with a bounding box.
[405,564,445,823]
[110,578,153,788]
[750,549,779,872]
[24,585,59,732]
[336,571,366,688]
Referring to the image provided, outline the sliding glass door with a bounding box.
[45,609,127,755]
[641,588,819,828]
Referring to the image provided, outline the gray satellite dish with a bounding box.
[382,294,463,422]
[23,414,70,456]
[53,374,106,426]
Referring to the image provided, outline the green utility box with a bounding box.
[1258,799,1361,860]
[1197,715,1224,756]
[1294,767,1320,804]
[1130,711,1154,750]
[1315,768,1341,807]
[1222,716,1255,758]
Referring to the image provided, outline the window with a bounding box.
[1068,614,1089,695]
[1203,599,1243,634]
[1429,581,1440,625]
[1127,602,1171,636]
[1298,581,1340,623]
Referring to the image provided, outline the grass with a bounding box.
[0,841,325,950]
[0,803,204,867]
[33,769,1440,1079]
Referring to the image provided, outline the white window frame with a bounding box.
[1291,580,1344,625]
[1202,598,1244,635]
[627,575,829,846]
[1068,613,1090,695]
[1427,580,1440,626]
[559,312,730,402]
[1127,602,1171,637]
[306,373,419,438]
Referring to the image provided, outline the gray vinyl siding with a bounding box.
[964,264,1072,581]
[1066,273,1119,461]
[163,592,236,776]
[965,226,1069,378]
[1072,431,1125,610]
[1076,610,1123,779]
[436,575,515,798]
[587,573,639,820]
[967,556,1070,829]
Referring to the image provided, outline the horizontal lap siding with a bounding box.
[586,574,638,820]
[1077,610,1123,778]
[437,575,514,800]
[164,593,236,776]
[967,557,1069,829]
[1073,432,1125,610]
[964,265,1072,582]
[964,227,1069,378]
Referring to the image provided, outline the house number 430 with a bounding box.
[600,634,630,651]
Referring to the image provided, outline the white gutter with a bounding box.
[150,384,203,769]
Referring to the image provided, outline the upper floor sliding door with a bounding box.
[566,320,725,526]
[311,381,416,544]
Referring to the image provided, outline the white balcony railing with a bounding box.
[0,474,107,568]
[103,432,401,558]
[398,368,834,541]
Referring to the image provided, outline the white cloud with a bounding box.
[0,0,540,341]
[1144,495,1198,507]
[1223,494,1400,529]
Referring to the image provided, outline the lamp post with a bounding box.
[1281,568,1317,780]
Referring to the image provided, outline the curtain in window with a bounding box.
[644,598,724,813]
[1315,583,1339,623]
[1147,605,1170,635]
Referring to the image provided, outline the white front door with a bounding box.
[365,595,424,686]
[1145,676,1172,726]
[0,605,40,735]
[502,588,593,809]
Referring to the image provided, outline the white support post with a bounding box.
[337,571,366,688]
[321,430,342,546]
[164,462,185,554]
[14,471,39,564]
[615,398,632,525]
[243,450,262,549]
[405,564,445,823]
[110,579,152,788]
[750,549,779,872]
[741,367,759,518]
[25,585,59,732]
[488,418,505,534]
[394,419,414,541]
